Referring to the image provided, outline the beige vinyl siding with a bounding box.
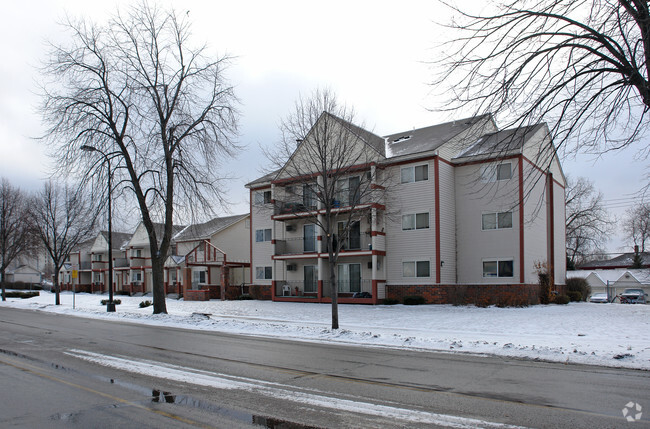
[211,217,250,263]
[438,160,457,284]
[521,159,549,284]
[455,160,520,284]
[385,161,436,284]
[553,180,567,284]
[251,188,274,285]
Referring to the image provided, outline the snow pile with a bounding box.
[2,292,649,370]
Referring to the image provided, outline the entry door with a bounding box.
[337,263,361,293]
[304,265,318,293]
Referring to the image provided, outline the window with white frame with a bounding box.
[192,270,207,284]
[255,228,272,242]
[132,249,142,258]
[402,260,430,278]
[400,164,428,184]
[93,273,102,283]
[92,254,103,262]
[335,176,361,206]
[402,212,430,230]
[482,259,514,278]
[481,211,513,230]
[481,162,512,182]
[255,266,272,280]
[254,190,272,205]
[131,271,142,283]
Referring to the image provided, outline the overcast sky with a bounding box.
[1,0,647,254]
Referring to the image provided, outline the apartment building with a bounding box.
[246,113,566,305]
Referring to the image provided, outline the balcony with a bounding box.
[324,234,372,254]
[272,195,382,221]
[114,258,129,268]
[275,280,319,298]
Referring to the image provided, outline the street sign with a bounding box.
[72,270,78,279]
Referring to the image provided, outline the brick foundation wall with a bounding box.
[386,284,544,306]
[249,284,272,300]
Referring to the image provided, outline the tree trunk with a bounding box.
[1,268,6,302]
[151,255,167,314]
[54,270,61,306]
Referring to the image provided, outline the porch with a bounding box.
[273,279,382,304]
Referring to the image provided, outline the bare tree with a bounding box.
[565,176,614,266]
[264,89,387,329]
[436,0,650,166]
[30,182,97,305]
[624,202,650,252]
[39,2,240,313]
[0,178,34,301]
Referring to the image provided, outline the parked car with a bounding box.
[589,293,609,303]
[619,289,648,304]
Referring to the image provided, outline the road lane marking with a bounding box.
[0,355,211,428]
[66,348,529,429]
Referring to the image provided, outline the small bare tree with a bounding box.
[565,176,614,266]
[30,182,97,305]
[0,178,34,301]
[40,2,240,313]
[436,0,650,166]
[624,202,650,252]
[265,89,387,329]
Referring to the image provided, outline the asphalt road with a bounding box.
[0,306,648,428]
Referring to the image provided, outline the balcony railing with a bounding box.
[114,258,129,268]
[324,234,372,252]
[322,279,372,297]
[275,280,318,297]
[275,237,318,256]
[274,200,318,216]
[79,261,91,270]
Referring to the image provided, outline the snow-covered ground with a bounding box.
[2,291,649,370]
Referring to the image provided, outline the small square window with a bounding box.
[482,213,497,230]
[402,261,416,277]
[416,261,430,277]
[498,212,513,229]
[255,228,272,242]
[482,261,498,277]
[256,266,272,280]
[497,163,512,180]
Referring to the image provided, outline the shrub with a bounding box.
[553,294,570,305]
[101,299,121,305]
[539,273,552,304]
[403,295,426,305]
[382,298,400,305]
[496,293,529,308]
[565,277,591,301]
[4,291,39,299]
[237,294,253,300]
[565,291,582,302]
[139,300,152,308]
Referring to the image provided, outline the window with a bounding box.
[402,212,430,230]
[169,270,177,282]
[93,273,102,283]
[481,163,512,182]
[338,220,361,250]
[254,190,272,204]
[497,163,512,180]
[255,228,272,242]
[131,271,142,283]
[303,184,317,209]
[132,249,142,258]
[92,254,103,262]
[402,261,430,278]
[400,165,428,184]
[481,212,513,230]
[256,266,272,280]
[303,224,316,252]
[338,263,361,292]
[482,259,514,278]
[335,176,361,206]
[192,270,207,284]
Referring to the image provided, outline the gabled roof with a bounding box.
[327,112,386,157]
[98,231,133,251]
[173,214,249,242]
[579,252,650,270]
[71,237,95,253]
[128,222,187,248]
[384,114,492,158]
[568,268,650,285]
[246,169,280,188]
[454,123,545,160]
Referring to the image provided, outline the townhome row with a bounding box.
[59,214,251,300]
[246,113,566,305]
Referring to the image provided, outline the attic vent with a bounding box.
[393,135,411,143]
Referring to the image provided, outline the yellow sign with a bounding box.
[72,270,78,279]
